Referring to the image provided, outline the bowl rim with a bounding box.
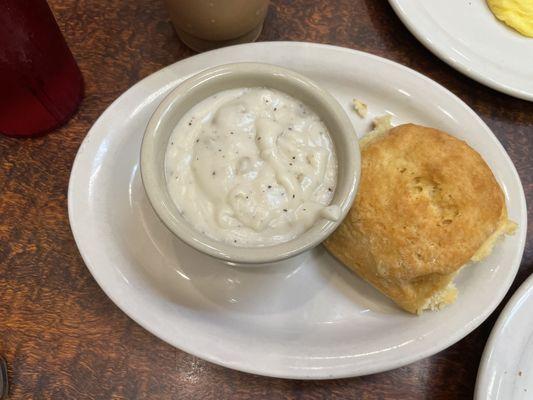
[140,62,360,264]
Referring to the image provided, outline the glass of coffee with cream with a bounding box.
[164,0,270,52]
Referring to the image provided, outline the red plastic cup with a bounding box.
[0,0,84,137]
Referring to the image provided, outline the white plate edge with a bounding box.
[475,273,533,399]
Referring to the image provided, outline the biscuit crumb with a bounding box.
[352,98,368,118]
[359,115,393,148]
[372,115,393,132]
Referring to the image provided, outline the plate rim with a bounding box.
[68,41,528,379]
[388,0,533,101]
[475,273,533,399]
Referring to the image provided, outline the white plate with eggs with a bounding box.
[389,0,533,101]
[68,42,527,379]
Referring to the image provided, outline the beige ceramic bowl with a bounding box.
[141,62,360,265]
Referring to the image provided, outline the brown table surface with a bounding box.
[1,0,532,398]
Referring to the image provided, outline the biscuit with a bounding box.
[324,124,515,314]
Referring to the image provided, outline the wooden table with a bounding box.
[0,0,531,398]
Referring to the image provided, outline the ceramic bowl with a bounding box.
[140,62,360,265]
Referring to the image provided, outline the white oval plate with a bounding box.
[476,274,533,399]
[389,0,533,101]
[68,42,527,379]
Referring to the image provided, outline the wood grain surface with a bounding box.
[0,0,531,399]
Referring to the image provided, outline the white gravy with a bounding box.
[165,87,339,246]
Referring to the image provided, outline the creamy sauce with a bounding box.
[165,87,339,246]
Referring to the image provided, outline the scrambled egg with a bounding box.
[487,0,533,37]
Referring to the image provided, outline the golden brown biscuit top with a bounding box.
[349,123,505,281]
